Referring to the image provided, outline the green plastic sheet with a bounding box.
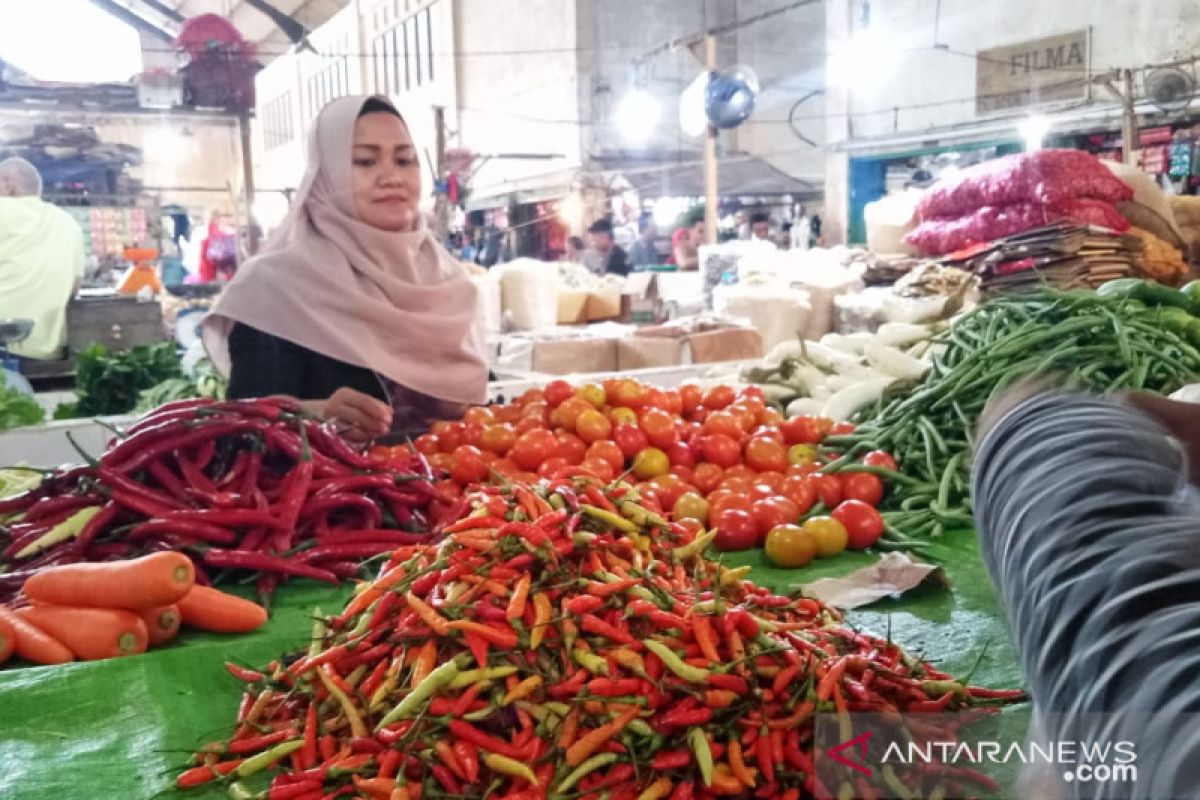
[0,532,1023,799]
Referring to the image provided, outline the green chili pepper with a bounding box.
[448,665,519,689]
[620,500,667,528]
[572,648,609,676]
[15,506,101,559]
[644,640,708,684]
[307,607,325,659]
[689,727,713,786]
[234,738,303,778]
[225,780,256,800]
[554,753,619,794]
[671,530,715,562]
[376,660,459,729]
[580,504,639,533]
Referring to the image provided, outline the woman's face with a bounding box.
[351,112,421,231]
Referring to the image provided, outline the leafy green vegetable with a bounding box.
[57,342,183,418]
[0,382,45,432]
[133,357,227,413]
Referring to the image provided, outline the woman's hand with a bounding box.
[321,388,392,444]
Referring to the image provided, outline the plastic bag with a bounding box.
[905,199,1130,256]
[915,150,1133,221]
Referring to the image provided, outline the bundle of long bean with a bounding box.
[821,289,1200,538]
[0,399,444,604]
[179,476,1023,799]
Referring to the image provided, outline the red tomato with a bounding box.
[518,388,545,406]
[642,389,669,411]
[700,434,742,468]
[492,404,521,424]
[510,429,557,471]
[463,406,495,426]
[613,424,650,460]
[781,476,817,515]
[428,453,452,472]
[669,464,695,485]
[779,415,833,445]
[438,422,467,454]
[810,474,843,508]
[551,397,593,431]
[537,457,571,479]
[554,432,588,466]
[414,434,440,456]
[832,500,886,549]
[739,386,766,404]
[709,492,752,520]
[749,482,780,502]
[640,408,679,449]
[514,415,545,435]
[755,471,785,493]
[786,463,822,478]
[449,445,489,485]
[703,385,736,410]
[610,380,646,408]
[751,496,802,541]
[830,422,856,436]
[460,422,485,448]
[586,440,624,472]
[723,465,757,483]
[744,437,788,473]
[862,450,899,471]
[727,406,758,433]
[692,463,724,494]
[479,423,516,455]
[719,476,754,494]
[713,509,758,551]
[578,458,615,482]
[492,458,519,476]
[575,409,613,444]
[664,441,695,468]
[660,390,684,416]
[679,384,703,416]
[649,474,690,511]
[760,409,784,426]
[543,379,574,408]
[842,472,885,506]
[750,425,785,443]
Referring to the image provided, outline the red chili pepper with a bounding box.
[565,595,605,615]
[966,686,1026,700]
[580,614,638,647]
[225,662,265,683]
[203,550,339,583]
[227,729,292,755]
[267,780,322,800]
[451,739,479,783]
[300,542,398,564]
[669,781,695,800]
[447,720,526,761]
[587,678,642,696]
[651,750,691,769]
[661,706,712,727]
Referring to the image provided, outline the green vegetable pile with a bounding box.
[0,381,44,432]
[55,342,183,419]
[133,357,226,413]
[823,284,1200,538]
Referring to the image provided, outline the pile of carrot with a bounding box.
[0,551,268,667]
[178,477,1024,799]
[0,398,447,607]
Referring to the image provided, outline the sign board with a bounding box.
[976,30,1090,114]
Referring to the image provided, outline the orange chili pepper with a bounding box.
[410,640,437,687]
[704,689,738,708]
[691,615,721,663]
[565,706,640,767]
[817,655,849,702]
[766,701,814,730]
[353,775,396,798]
[727,739,756,788]
[530,593,552,649]
[558,707,581,750]
[404,592,450,636]
[447,619,518,648]
[507,574,531,621]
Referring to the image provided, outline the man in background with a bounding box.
[0,157,84,360]
[749,211,775,245]
[628,213,659,270]
[584,218,629,276]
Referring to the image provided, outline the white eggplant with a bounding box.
[785,397,826,417]
[873,322,932,348]
[864,340,931,381]
[764,340,804,368]
[801,341,862,373]
[819,332,872,355]
[790,363,830,396]
[821,377,895,422]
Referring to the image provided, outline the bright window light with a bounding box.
[0,0,143,83]
[832,28,896,88]
[615,89,660,147]
[1019,116,1051,151]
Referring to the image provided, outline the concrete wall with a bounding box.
[452,0,582,198]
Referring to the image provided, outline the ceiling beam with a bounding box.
[87,0,176,43]
[240,0,311,47]
[132,0,185,23]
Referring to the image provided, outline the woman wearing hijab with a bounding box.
[203,95,487,441]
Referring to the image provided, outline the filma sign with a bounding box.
[976,29,1090,114]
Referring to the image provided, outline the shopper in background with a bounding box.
[564,235,585,263]
[808,214,824,248]
[628,213,659,270]
[749,211,773,243]
[584,218,630,276]
[0,157,84,360]
[671,208,705,271]
[779,222,794,250]
[791,203,810,250]
[203,95,487,441]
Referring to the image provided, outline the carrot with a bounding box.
[139,604,181,646]
[0,605,74,665]
[14,605,146,660]
[0,615,14,665]
[22,551,195,610]
[178,585,267,633]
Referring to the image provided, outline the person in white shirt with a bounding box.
[0,158,84,360]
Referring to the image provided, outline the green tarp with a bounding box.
[0,533,1022,799]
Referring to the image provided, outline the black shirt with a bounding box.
[606,246,630,276]
[226,322,385,402]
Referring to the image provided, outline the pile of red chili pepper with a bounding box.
[179,475,1024,799]
[0,398,445,605]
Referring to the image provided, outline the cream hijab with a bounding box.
[203,95,487,405]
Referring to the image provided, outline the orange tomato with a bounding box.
[479,423,516,455]
[669,464,695,486]
[575,383,607,408]
[745,437,788,473]
[609,406,638,426]
[780,416,834,445]
[543,380,574,408]
[692,463,724,494]
[610,380,646,408]
[515,416,545,435]
[537,457,571,479]
[438,423,467,454]
[718,475,753,494]
[703,385,735,410]
[585,440,624,472]
[660,390,684,416]
[430,420,453,437]
[492,404,522,424]
[648,474,689,511]
[460,422,485,448]
[575,409,613,444]
[463,406,495,426]
[414,434,440,456]
[449,445,489,485]
[640,408,678,449]
[727,405,758,433]
[579,458,615,482]
[723,464,758,483]
[632,447,670,480]
[518,388,545,406]
[703,411,743,439]
[428,453,452,471]
[491,458,519,476]
[750,425,785,443]
[551,397,593,431]
[760,409,784,426]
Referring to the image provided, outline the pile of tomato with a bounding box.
[379,379,896,569]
